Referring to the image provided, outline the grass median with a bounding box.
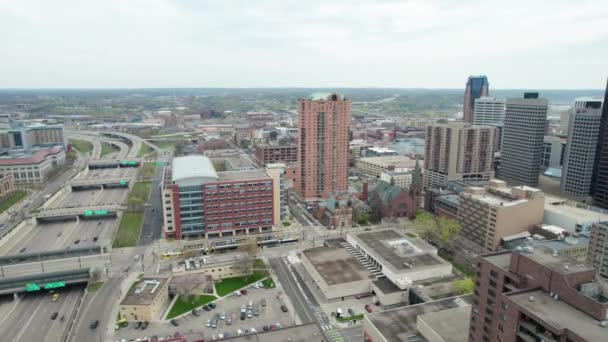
[100,142,118,157]
[0,190,27,214]
[140,163,156,179]
[137,144,153,157]
[113,181,152,248]
[69,139,93,155]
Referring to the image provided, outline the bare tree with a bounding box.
[237,239,259,281]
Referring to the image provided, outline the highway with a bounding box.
[1,218,118,255]
[50,188,128,209]
[0,286,84,342]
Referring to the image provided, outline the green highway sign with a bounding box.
[25,283,41,292]
[44,281,65,290]
[155,161,167,165]
[94,210,108,215]
[84,210,93,216]
[119,180,127,185]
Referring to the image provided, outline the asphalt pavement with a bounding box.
[138,160,165,246]
[267,258,315,325]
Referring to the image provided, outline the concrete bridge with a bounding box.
[70,178,130,190]
[35,205,124,222]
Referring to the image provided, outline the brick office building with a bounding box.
[162,156,277,240]
[469,248,608,342]
[254,143,297,165]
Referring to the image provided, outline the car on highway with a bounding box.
[51,293,60,302]
[51,312,58,320]
[170,319,179,327]
[93,236,98,242]
[90,320,99,329]
[74,239,80,244]
[20,248,26,253]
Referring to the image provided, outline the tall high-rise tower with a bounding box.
[297,93,351,199]
[561,99,602,198]
[462,75,489,123]
[592,78,608,208]
[498,92,548,186]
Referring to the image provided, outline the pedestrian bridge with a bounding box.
[35,205,124,222]
[71,178,130,190]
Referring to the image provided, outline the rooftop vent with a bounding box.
[528,296,535,302]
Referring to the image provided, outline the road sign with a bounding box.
[44,281,65,290]
[25,283,41,292]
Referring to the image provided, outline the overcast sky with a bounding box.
[1,0,607,89]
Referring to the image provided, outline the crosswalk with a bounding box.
[313,306,344,342]
[325,328,344,342]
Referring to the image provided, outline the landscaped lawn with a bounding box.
[261,277,275,289]
[100,142,118,157]
[153,140,187,150]
[166,295,217,319]
[69,139,93,155]
[140,163,156,179]
[253,259,267,270]
[282,221,291,227]
[337,314,364,322]
[215,270,269,297]
[137,144,153,157]
[113,212,143,248]
[87,282,104,293]
[0,190,27,214]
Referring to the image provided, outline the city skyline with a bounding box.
[0,0,607,88]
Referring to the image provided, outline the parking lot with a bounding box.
[113,279,300,341]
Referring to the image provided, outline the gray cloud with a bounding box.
[0,0,606,88]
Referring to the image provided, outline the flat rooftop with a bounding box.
[121,278,167,306]
[365,295,472,342]
[508,289,606,342]
[222,323,323,342]
[217,170,269,182]
[544,195,608,222]
[418,305,471,342]
[358,156,422,168]
[373,277,402,295]
[302,247,372,286]
[350,229,445,272]
[524,246,593,275]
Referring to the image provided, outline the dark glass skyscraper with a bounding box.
[592,78,608,208]
[463,75,489,123]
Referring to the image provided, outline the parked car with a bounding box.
[348,308,355,316]
[237,329,243,336]
[209,302,217,309]
[205,320,211,327]
[261,298,267,307]
[240,305,246,313]
[141,321,149,330]
[240,312,246,320]
[134,321,142,329]
[203,305,212,311]
[281,305,288,313]
[220,312,226,320]
[263,325,270,331]
[240,289,248,295]
[226,316,232,325]
[365,304,373,313]
[170,319,179,327]
[51,312,58,320]
[355,293,372,299]
[90,320,99,329]
[192,309,201,316]
[233,290,242,296]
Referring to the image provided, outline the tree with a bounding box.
[240,139,250,149]
[412,210,461,250]
[354,210,369,224]
[237,239,259,281]
[453,277,474,295]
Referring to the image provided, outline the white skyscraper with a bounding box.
[473,97,506,126]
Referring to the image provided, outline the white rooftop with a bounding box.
[172,155,218,186]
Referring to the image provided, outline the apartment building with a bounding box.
[470,248,608,342]
[458,180,544,253]
[297,93,350,199]
[424,122,496,189]
[161,156,277,240]
[587,221,608,277]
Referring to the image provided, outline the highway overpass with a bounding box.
[0,245,109,267]
[88,160,141,169]
[35,205,124,222]
[70,178,130,190]
[0,268,93,295]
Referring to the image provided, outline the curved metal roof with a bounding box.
[171,155,218,185]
